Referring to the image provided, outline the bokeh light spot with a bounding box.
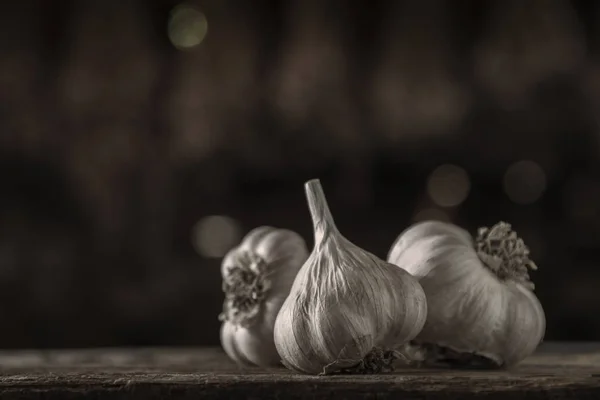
[503,160,547,205]
[192,215,241,258]
[168,4,208,50]
[426,164,470,208]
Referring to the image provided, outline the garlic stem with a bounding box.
[305,179,339,245]
[475,222,537,290]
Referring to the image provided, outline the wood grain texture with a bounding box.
[0,342,599,399]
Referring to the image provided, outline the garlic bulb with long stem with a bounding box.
[388,220,546,368]
[274,179,428,375]
[220,226,309,367]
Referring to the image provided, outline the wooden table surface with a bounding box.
[0,342,598,399]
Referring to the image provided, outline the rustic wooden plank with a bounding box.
[0,342,598,399]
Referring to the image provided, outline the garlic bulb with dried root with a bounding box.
[274,179,428,375]
[220,226,309,367]
[388,220,546,368]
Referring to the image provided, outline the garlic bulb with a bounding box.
[388,220,546,368]
[274,179,428,375]
[220,226,309,367]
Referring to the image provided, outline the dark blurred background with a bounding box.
[0,0,599,348]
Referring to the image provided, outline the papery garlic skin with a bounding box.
[220,226,309,367]
[274,179,428,375]
[387,220,546,367]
